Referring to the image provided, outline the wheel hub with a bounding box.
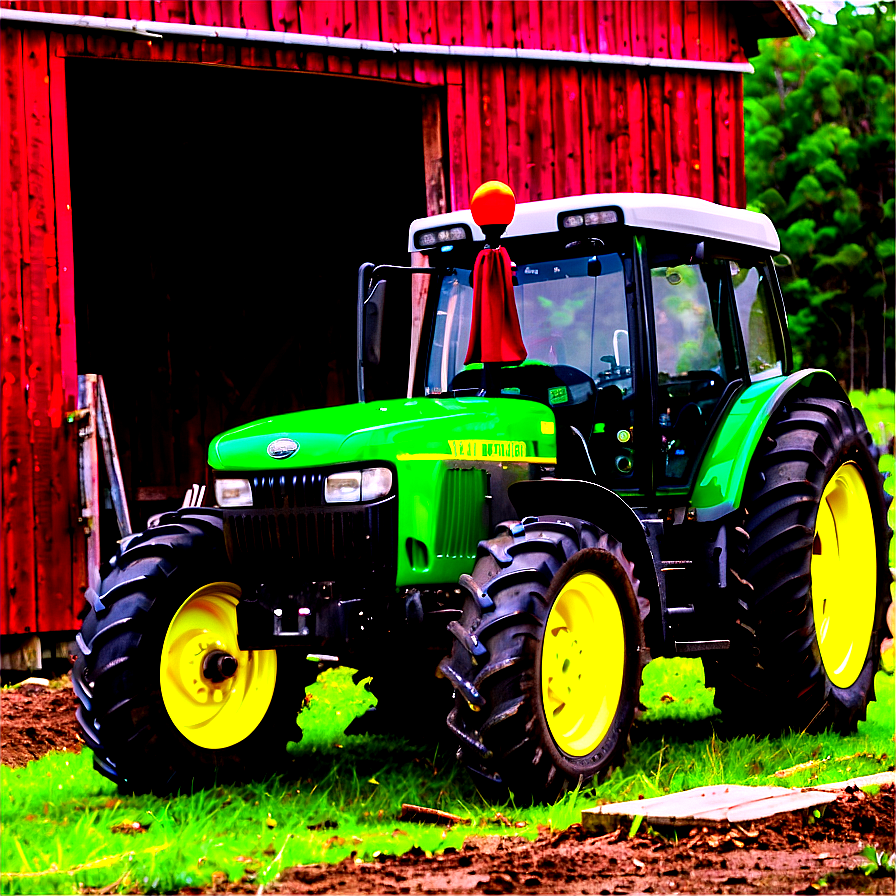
[202,650,239,683]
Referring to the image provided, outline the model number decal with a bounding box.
[448,439,527,460]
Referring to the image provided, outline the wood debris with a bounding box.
[398,804,469,826]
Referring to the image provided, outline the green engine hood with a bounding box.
[208,396,557,471]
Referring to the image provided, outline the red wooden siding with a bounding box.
[1,25,80,634]
[1,0,760,637]
[1,1,749,211]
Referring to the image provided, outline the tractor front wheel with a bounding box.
[440,517,646,803]
[73,509,304,793]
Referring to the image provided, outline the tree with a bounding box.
[744,2,894,390]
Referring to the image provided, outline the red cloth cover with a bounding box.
[464,246,527,365]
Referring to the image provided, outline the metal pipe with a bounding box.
[0,8,754,74]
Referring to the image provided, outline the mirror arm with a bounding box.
[357,262,376,403]
[368,264,438,286]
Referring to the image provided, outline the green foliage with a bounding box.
[859,845,896,877]
[745,3,895,390]
[2,661,894,894]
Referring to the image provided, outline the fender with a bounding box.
[510,478,650,549]
[691,369,847,522]
[508,478,663,648]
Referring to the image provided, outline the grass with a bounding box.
[2,661,893,895]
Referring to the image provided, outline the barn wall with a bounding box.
[1,0,752,637]
[1,0,749,210]
[1,27,82,634]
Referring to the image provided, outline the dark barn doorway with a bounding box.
[67,59,426,543]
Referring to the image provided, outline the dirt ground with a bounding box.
[2,683,894,895]
[0,679,83,767]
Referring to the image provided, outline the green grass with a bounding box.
[850,389,896,564]
[2,661,893,895]
[849,389,896,448]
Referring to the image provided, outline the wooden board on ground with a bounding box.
[582,784,837,833]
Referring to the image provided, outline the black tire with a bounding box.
[72,508,305,793]
[439,517,646,803]
[712,396,891,733]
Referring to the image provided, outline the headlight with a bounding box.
[214,478,252,507]
[324,467,393,504]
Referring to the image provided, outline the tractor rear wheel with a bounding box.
[72,509,304,793]
[440,517,646,803]
[712,396,891,733]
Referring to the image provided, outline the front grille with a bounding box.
[249,472,326,509]
[435,467,488,560]
[223,497,397,582]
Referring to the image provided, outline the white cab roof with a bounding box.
[408,192,780,253]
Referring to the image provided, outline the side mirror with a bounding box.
[363,279,387,366]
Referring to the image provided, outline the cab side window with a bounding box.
[650,258,742,483]
[731,262,784,381]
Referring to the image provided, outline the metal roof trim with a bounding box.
[0,8,754,73]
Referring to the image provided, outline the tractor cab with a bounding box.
[362,183,788,498]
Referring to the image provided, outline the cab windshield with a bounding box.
[424,253,631,395]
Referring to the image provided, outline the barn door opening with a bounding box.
[66,58,429,551]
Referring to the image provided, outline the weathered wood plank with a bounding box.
[583,783,847,833]
[435,0,461,47]
[647,72,665,193]
[1,26,38,636]
[721,791,837,824]
[480,61,507,185]
[813,772,896,791]
[354,0,380,77]
[579,66,597,194]
[191,0,223,27]
[48,33,87,622]
[421,89,446,217]
[511,0,533,49]
[445,61,467,211]
[518,61,539,199]
[732,71,745,206]
[534,62,553,199]
[48,34,76,409]
[539,0,559,51]
[408,0,442,85]
[714,72,732,207]
[552,64,581,197]
[23,29,62,632]
[219,0,241,28]
[407,250,429,398]
[463,59,482,195]
[504,62,524,197]
[695,72,714,200]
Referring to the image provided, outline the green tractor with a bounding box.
[74,182,891,801]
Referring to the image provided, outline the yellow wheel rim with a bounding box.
[160,583,277,750]
[811,462,877,689]
[541,572,625,757]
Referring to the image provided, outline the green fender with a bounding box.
[691,370,848,522]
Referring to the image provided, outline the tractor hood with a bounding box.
[208,396,557,471]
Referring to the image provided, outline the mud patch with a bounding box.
[0,681,82,767]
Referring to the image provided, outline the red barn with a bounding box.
[0,0,809,669]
